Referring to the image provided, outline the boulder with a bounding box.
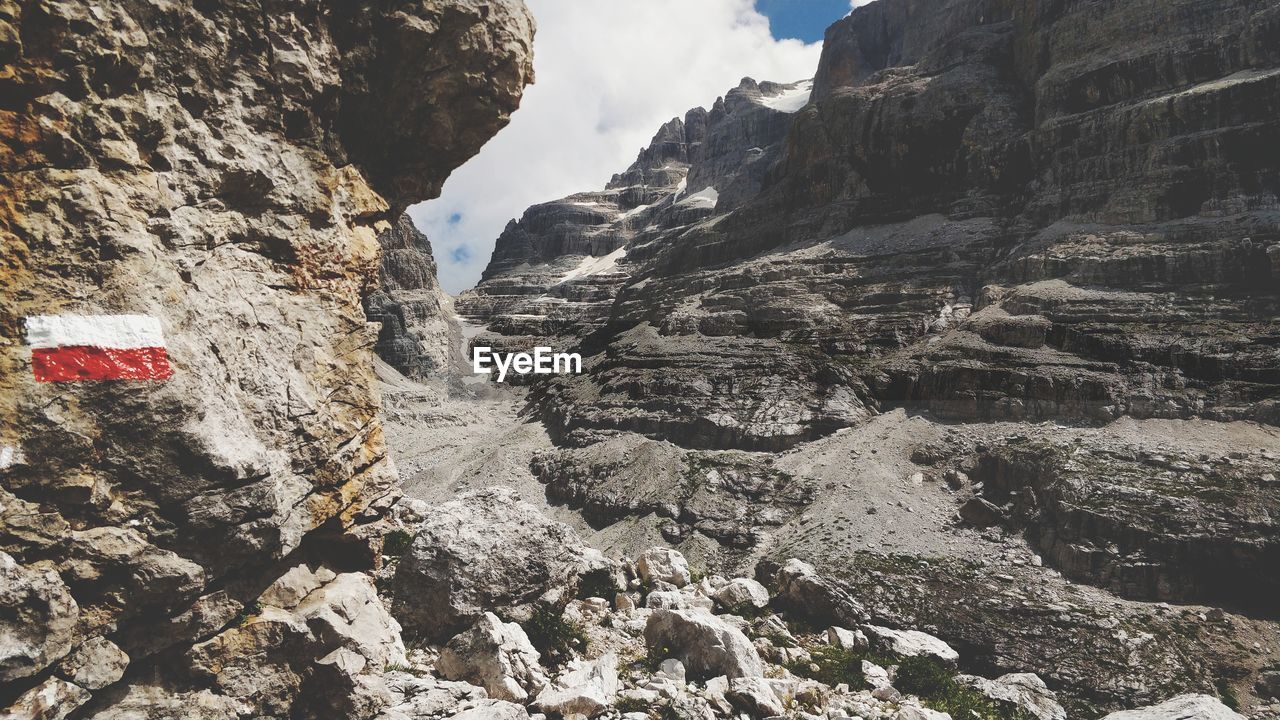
[379,674,487,719]
[668,694,719,720]
[958,673,1066,720]
[892,704,954,720]
[644,609,763,680]
[292,573,407,670]
[863,625,959,666]
[726,676,786,717]
[4,677,91,720]
[437,613,548,703]
[1256,670,1280,699]
[56,636,130,690]
[258,563,334,609]
[658,659,686,685]
[180,571,405,718]
[636,547,692,588]
[445,700,530,720]
[393,488,608,641]
[772,558,867,626]
[534,652,619,717]
[958,496,1004,527]
[646,590,695,610]
[863,660,892,690]
[825,626,868,650]
[1100,694,1244,720]
[712,578,770,611]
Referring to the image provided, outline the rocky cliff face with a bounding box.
[460,0,1280,713]
[0,1,533,718]
[364,214,463,379]
[455,77,812,355]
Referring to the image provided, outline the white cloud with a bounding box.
[410,0,823,294]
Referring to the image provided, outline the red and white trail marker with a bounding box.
[25,314,174,382]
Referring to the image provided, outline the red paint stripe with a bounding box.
[32,345,173,382]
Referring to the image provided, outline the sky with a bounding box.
[411,0,866,294]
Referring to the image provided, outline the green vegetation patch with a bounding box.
[896,656,1037,720]
[382,529,414,557]
[522,605,588,668]
[785,645,874,690]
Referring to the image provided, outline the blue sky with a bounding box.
[413,0,860,294]
[755,0,855,42]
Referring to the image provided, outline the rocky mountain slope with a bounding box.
[365,214,464,379]
[0,1,533,718]
[457,0,1280,714]
[372,486,1250,720]
[456,77,813,354]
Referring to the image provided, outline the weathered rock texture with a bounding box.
[364,213,463,379]
[971,437,1280,610]
[0,1,533,717]
[532,437,817,549]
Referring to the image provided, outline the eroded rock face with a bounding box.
[364,214,463,379]
[469,0,1279,451]
[970,438,1280,609]
[0,0,533,716]
[455,77,813,359]
[532,435,818,548]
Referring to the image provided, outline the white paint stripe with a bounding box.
[25,314,166,349]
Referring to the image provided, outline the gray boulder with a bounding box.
[534,652,620,717]
[712,578,770,611]
[644,609,763,679]
[437,613,548,703]
[56,636,130,690]
[771,558,868,626]
[636,547,692,588]
[393,488,610,641]
[1100,694,1244,720]
[958,673,1066,720]
[863,625,959,666]
[5,676,91,720]
[726,676,786,717]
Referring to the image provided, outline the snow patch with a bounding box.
[684,186,719,206]
[760,80,813,113]
[619,203,651,220]
[557,246,628,283]
[672,176,687,201]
